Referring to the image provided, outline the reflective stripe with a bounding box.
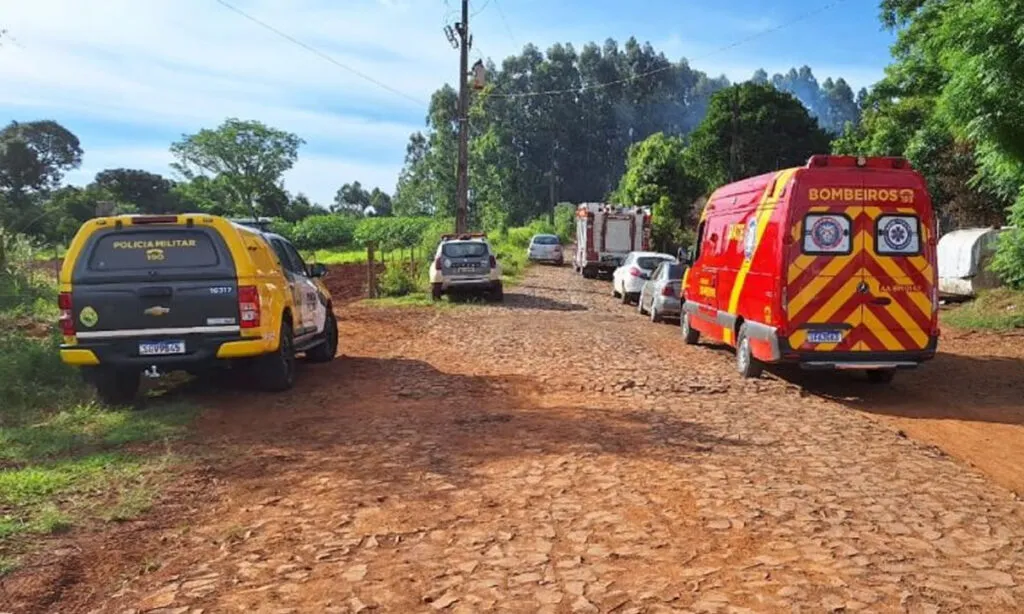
[76,325,240,339]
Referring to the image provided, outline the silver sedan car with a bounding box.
[637,261,685,322]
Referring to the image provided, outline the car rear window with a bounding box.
[443,242,489,258]
[666,264,684,278]
[637,256,671,270]
[533,235,560,245]
[87,230,220,271]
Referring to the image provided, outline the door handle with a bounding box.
[138,286,172,298]
[870,297,892,306]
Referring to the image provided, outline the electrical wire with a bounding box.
[483,0,848,100]
[213,0,426,106]
[492,0,518,47]
[471,0,492,17]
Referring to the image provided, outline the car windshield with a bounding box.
[637,256,672,270]
[442,242,489,258]
[533,235,559,245]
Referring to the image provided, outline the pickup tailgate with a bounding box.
[70,226,241,339]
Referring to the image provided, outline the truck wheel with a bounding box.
[260,320,296,392]
[736,324,763,379]
[867,369,896,384]
[431,283,443,301]
[306,309,338,363]
[92,368,140,406]
[682,312,700,345]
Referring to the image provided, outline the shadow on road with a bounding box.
[770,351,1024,426]
[499,292,588,312]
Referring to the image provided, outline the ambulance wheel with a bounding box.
[736,324,763,379]
[682,312,700,345]
[867,369,896,384]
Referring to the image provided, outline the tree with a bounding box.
[170,118,303,217]
[333,181,371,216]
[687,83,831,189]
[92,168,183,214]
[0,120,82,267]
[614,132,705,250]
[368,188,393,216]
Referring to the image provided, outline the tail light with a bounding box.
[238,286,261,329]
[58,292,75,336]
[629,268,643,278]
[661,285,675,297]
[435,257,443,269]
[489,255,497,268]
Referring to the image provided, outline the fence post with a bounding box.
[367,241,377,299]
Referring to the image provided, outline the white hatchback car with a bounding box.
[527,233,564,265]
[611,251,677,305]
[429,235,503,301]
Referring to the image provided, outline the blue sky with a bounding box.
[0,0,895,205]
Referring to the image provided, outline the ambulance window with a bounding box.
[693,221,706,260]
[802,213,852,255]
[875,215,921,256]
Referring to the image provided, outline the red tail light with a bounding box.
[435,257,443,269]
[58,292,75,336]
[629,268,643,278]
[489,255,497,268]
[661,285,675,297]
[238,286,261,329]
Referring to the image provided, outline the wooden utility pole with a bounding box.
[454,0,471,235]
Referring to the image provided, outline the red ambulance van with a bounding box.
[681,155,939,382]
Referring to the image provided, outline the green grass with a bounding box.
[944,289,1024,330]
[0,555,17,575]
[0,401,197,465]
[362,293,457,308]
[304,247,415,265]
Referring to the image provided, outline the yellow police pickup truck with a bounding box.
[58,214,338,404]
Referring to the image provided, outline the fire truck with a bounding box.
[573,203,651,279]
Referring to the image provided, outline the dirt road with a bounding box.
[5,264,1024,613]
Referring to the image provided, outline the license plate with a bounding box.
[138,340,186,356]
[808,331,843,344]
[455,266,478,273]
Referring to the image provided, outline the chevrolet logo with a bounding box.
[144,306,170,317]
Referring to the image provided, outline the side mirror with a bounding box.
[308,263,328,278]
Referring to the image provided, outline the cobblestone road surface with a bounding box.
[5,264,1024,614]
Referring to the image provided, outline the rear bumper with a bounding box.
[61,333,269,369]
[652,296,682,314]
[439,278,501,291]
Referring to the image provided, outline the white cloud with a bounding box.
[1,0,886,204]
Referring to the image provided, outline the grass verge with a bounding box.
[944,289,1024,330]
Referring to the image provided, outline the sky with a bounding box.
[0,0,897,206]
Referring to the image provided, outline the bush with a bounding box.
[0,332,88,426]
[378,262,419,297]
[554,203,576,243]
[355,217,434,251]
[291,215,357,250]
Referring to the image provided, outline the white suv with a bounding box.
[429,235,503,302]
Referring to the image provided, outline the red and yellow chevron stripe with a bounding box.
[785,204,934,353]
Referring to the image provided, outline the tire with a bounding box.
[637,294,647,315]
[867,369,896,384]
[621,287,631,305]
[305,309,338,363]
[489,282,504,302]
[92,368,140,406]
[612,281,621,299]
[431,283,443,301]
[582,267,596,280]
[259,320,296,392]
[650,304,662,323]
[736,324,763,379]
[682,311,700,345]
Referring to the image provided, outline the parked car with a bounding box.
[637,261,685,322]
[527,233,564,265]
[682,154,939,382]
[429,233,503,302]
[58,213,338,404]
[611,251,676,304]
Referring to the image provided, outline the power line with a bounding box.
[471,0,492,17]
[484,0,848,100]
[213,0,425,107]
[492,0,517,47]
